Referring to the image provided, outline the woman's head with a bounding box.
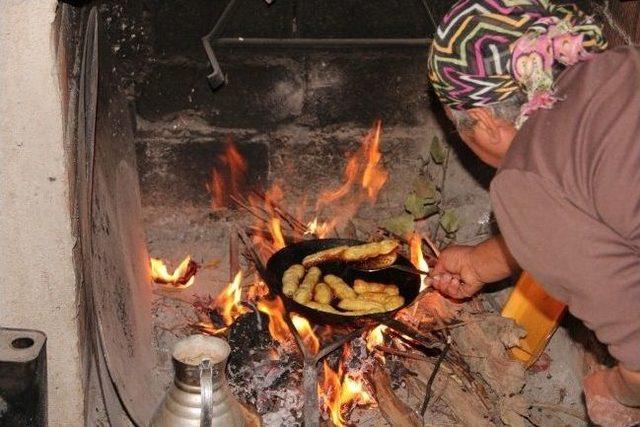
[428,0,606,165]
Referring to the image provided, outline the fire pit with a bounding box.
[9,1,607,424]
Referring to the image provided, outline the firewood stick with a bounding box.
[420,335,452,416]
[382,318,439,349]
[368,362,422,427]
[229,225,240,281]
[375,345,429,361]
[409,357,493,426]
[250,189,308,232]
[422,234,441,258]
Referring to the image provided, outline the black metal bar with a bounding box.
[211,37,431,48]
[419,0,438,30]
[209,0,242,38]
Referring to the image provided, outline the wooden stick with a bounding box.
[382,318,439,348]
[376,345,429,361]
[229,224,240,281]
[422,234,441,258]
[420,335,452,416]
[368,362,422,427]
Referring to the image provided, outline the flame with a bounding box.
[361,120,388,202]
[193,321,228,335]
[304,217,336,238]
[213,271,248,325]
[291,314,320,355]
[207,121,389,251]
[257,297,290,345]
[208,137,248,209]
[319,346,375,426]
[315,121,389,235]
[410,233,429,291]
[269,217,286,250]
[210,170,226,209]
[247,280,269,302]
[318,156,360,205]
[149,256,197,288]
[366,325,387,352]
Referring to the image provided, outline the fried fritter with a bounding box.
[282,264,305,296]
[342,239,399,262]
[293,266,321,304]
[324,274,357,300]
[302,246,348,267]
[314,282,333,304]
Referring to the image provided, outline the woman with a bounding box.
[427,0,640,424]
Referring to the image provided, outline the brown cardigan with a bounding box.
[491,46,640,370]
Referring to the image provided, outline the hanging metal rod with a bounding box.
[210,37,431,48]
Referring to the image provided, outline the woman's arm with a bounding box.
[431,234,519,299]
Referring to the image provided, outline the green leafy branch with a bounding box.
[380,136,459,239]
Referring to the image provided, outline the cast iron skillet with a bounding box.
[265,239,421,325]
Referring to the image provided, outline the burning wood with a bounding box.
[291,314,320,355]
[256,297,291,346]
[319,344,375,427]
[149,256,198,288]
[214,271,249,326]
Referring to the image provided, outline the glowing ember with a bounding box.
[319,349,375,427]
[366,325,388,353]
[213,271,248,325]
[257,296,290,345]
[149,256,198,288]
[361,120,388,202]
[291,314,320,355]
[410,233,429,291]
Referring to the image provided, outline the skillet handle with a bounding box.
[389,264,430,276]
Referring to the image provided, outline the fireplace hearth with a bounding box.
[3,0,630,425]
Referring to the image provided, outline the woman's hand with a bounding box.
[430,235,519,299]
[431,246,484,299]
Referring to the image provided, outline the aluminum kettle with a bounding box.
[150,335,246,427]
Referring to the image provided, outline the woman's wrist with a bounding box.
[469,236,516,284]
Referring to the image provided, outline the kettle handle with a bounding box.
[199,359,213,427]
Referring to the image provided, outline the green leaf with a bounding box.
[439,210,460,234]
[380,214,415,237]
[404,194,440,220]
[412,176,438,200]
[430,136,447,165]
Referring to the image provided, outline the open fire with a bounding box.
[149,256,198,289]
[149,120,434,425]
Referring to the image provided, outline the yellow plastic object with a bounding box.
[501,272,567,367]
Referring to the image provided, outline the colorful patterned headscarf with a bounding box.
[428,0,607,127]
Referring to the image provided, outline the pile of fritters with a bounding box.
[281,240,405,316]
